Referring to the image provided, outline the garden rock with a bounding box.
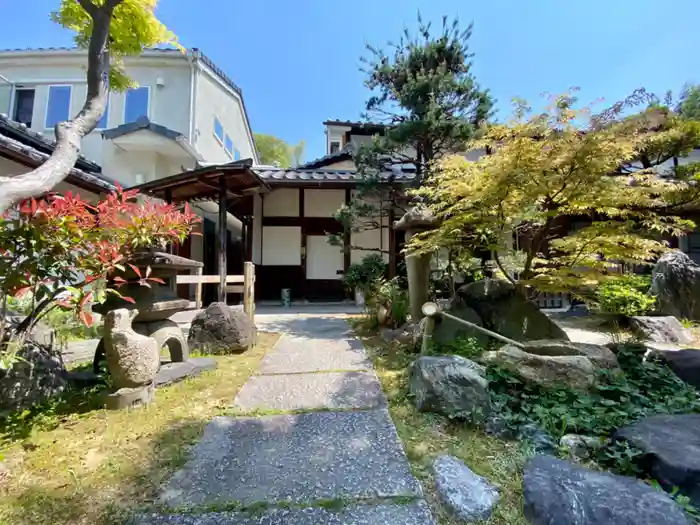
[379,323,414,345]
[559,434,606,460]
[433,455,499,522]
[614,413,700,507]
[629,316,693,344]
[0,340,67,413]
[482,344,599,390]
[652,349,700,389]
[432,298,489,347]
[524,455,692,525]
[518,423,557,454]
[457,278,569,342]
[188,303,253,354]
[521,340,619,369]
[652,251,700,320]
[408,355,490,421]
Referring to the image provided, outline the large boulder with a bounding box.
[524,455,691,525]
[629,316,693,345]
[614,413,700,507]
[652,251,700,320]
[432,298,489,347]
[433,455,499,522]
[520,340,619,369]
[482,341,618,391]
[652,349,700,389]
[188,303,253,354]
[0,340,67,414]
[457,279,569,342]
[408,355,490,421]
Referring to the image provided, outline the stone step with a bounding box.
[136,501,435,524]
[259,335,371,374]
[158,410,422,508]
[233,371,386,412]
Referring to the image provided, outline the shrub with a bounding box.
[365,277,409,328]
[343,254,387,293]
[0,188,199,358]
[591,274,656,317]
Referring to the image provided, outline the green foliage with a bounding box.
[486,343,700,443]
[598,440,644,477]
[412,91,700,294]
[52,0,179,91]
[254,133,305,168]
[365,277,410,329]
[337,14,493,260]
[677,83,700,122]
[592,274,656,317]
[343,254,387,292]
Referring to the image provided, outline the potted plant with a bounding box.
[343,254,387,306]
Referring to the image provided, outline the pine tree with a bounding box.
[332,14,493,267]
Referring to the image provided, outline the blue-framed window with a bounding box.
[96,94,109,129]
[214,117,224,143]
[45,85,71,128]
[124,86,149,123]
[224,134,233,155]
[234,149,240,161]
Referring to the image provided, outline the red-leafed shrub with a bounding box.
[0,186,199,360]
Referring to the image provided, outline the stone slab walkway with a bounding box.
[139,316,435,525]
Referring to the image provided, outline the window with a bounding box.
[96,94,109,129]
[330,141,340,154]
[213,117,224,143]
[124,86,149,123]
[45,85,72,129]
[12,88,35,127]
[234,149,240,161]
[224,134,233,155]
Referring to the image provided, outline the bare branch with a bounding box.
[0,0,124,212]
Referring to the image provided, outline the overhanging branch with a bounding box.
[0,0,124,212]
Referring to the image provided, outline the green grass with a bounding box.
[352,321,529,525]
[0,332,281,525]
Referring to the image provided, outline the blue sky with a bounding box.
[1,0,699,161]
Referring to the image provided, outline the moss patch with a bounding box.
[0,332,280,525]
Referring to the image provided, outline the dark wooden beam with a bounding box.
[388,187,397,278]
[199,178,239,201]
[218,176,228,304]
[299,189,306,300]
[344,188,351,275]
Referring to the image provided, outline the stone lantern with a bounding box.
[394,203,439,322]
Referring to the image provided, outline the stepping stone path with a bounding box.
[137,316,435,525]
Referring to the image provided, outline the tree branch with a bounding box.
[0,0,123,213]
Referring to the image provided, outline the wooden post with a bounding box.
[218,176,228,304]
[243,261,256,344]
[195,266,203,310]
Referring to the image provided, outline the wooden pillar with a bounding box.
[243,261,256,345]
[388,187,397,278]
[194,266,203,310]
[218,176,228,304]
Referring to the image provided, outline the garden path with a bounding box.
[136,315,435,525]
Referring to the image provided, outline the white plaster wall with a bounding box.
[264,188,299,217]
[0,51,192,167]
[306,235,343,279]
[324,159,357,170]
[304,189,345,217]
[252,194,263,264]
[350,227,390,264]
[262,226,301,265]
[193,64,256,163]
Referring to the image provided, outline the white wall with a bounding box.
[193,64,256,163]
[0,51,193,167]
[262,226,301,265]
[264,188,299,216]
[304,189,344,217]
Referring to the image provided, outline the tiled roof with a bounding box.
[254,168,416,184]
[0,129,115,193]
[323,119,386,129]
[0,113,102,170]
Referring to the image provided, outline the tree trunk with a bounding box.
[0,0,123,213]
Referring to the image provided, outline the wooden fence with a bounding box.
[176,261,255,326]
